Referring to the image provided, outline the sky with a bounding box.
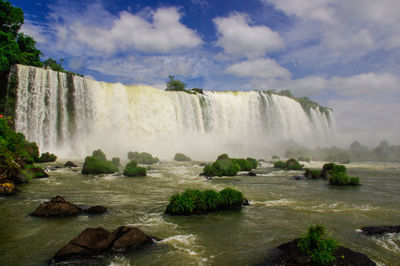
[9,0,400,146]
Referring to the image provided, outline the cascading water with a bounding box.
[12,64,336,159]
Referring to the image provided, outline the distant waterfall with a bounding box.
[13,65,336,159]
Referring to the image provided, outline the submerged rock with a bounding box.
[64,161,77,167]
[31,196,107,217]
[260,238,376,266]
[52,226,153,262]
[361,225,400,235]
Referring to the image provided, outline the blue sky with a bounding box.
[9,0,400,145]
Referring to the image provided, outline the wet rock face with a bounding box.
[30,196,107,217]
[0,179,18,195]
[64,161,77,167]
[53,226,153,262]
[361,225,400,235]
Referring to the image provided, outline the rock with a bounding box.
[361,225,400,235]
[0,179,18,195]
[31,196,82,217]
[54,227,113,260]
[293,175,305,180]
[247,171,256,176]
[52,226,153,262]
[25,167,49,179]
[84,205,108,215]
[110,226,153,251]
[259,238,376,266]
[7,167,28,184]
[64,161,77,167]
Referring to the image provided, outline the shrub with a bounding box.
[37,152,57,162]
[165,188,245,215]
[111,157,121,167]
[349,177,360,186]
[231,158,253,171]
[92,149,107,161]
[219,188,244,209]
[82,156,118,175]
[274,158,303,170]
[246,157,258,169]
[304,168,321,179]
[329,172,360,186]
[123,161,146,177]
[174,153,191,162]
[127,151,159,164]
[298,224,338,265]
[203,157,240,177]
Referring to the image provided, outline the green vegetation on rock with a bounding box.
[123,161,146,177]
[111,157,121,167]
[174,153,191,162]
[127,151,159,164]
[82,149,118,175]
[165,188,246,215]
[203,154,258,177]
[298,224,338,265]
[37,152,57,163]
[274,158,303,170]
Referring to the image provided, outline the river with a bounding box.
[0,160,399,265]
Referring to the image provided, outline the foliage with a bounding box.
[123,161,146,177]
[203,154,240,177]
[329,172,360,186]
[92,149,106,161]
[21,164,45,180]
[111,157,121,167]
[298,224,338,265]
[246,157,258,169]
[231,158,253,171]
[127,151,159,164]
[304,168,321,179]
[81,153,118,175]
[274,158,303,170]
[174,153,191,162]
[165,187,245,215]
[37,152,57,163]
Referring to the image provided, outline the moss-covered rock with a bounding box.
[37,152,57,162]
[0,179,17,195]
[127,151,159,164]
[123,161,146,177]
[203,157,240,177]
[274,158,303,170]
[82,150,118,175]
[165,188,247,215]
[174,153,191,162]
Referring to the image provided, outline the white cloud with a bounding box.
[226,58,291,80]
[49,5,202,55]
[214,13,284,58]
[264,0,336,24]
[329,73,399,96]
[21,20,48,44]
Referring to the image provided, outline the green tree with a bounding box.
[0,0,24,38]
[166,75,186,91]
[43,57,64,72]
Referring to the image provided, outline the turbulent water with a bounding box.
[13,65,335,159]
[0,161,399,265]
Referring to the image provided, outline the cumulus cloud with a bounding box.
[21,20,48,44]
[48,4,202,55]
[226,58,291,80]
[214,13,284,58]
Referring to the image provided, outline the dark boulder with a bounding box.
[31,196,82,217]
[54,227,113,260]
[52,226,153,262]
[25,167,49,179]
[64,161,77,167]
[84,205,108,215]
[110,226,153,251]
[7,167,27,184]
[247,171,256,176]
[361,225,400,235]
[259,238,376,266]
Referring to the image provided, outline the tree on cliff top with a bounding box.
[166,75,186,91]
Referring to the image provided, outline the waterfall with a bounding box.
[13,65,337,159]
